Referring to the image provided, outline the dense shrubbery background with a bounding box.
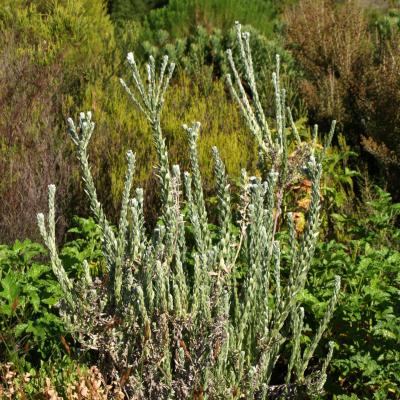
[0,0,399,398]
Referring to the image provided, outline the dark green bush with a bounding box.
[110,0,168,23]
[141,0,284,40]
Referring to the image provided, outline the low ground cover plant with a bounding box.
[35,23,340,399]
[0,240,64,366]
[309,188,400,399]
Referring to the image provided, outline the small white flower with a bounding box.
[67,117,75,129]
[127,52,134,64]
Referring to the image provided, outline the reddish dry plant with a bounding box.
[283,0,400,198]
[283,0,372,125]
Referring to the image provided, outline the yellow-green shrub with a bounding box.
[81,71,258,222]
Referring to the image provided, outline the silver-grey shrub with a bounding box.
[37,22,340,399]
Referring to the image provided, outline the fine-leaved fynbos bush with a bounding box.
[38,22,340,399]
[0,0,117,243]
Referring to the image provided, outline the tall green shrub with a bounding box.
[38,23,340,398]
[0,0,116,242]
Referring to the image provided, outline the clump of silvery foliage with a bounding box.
[38,22,340,399]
